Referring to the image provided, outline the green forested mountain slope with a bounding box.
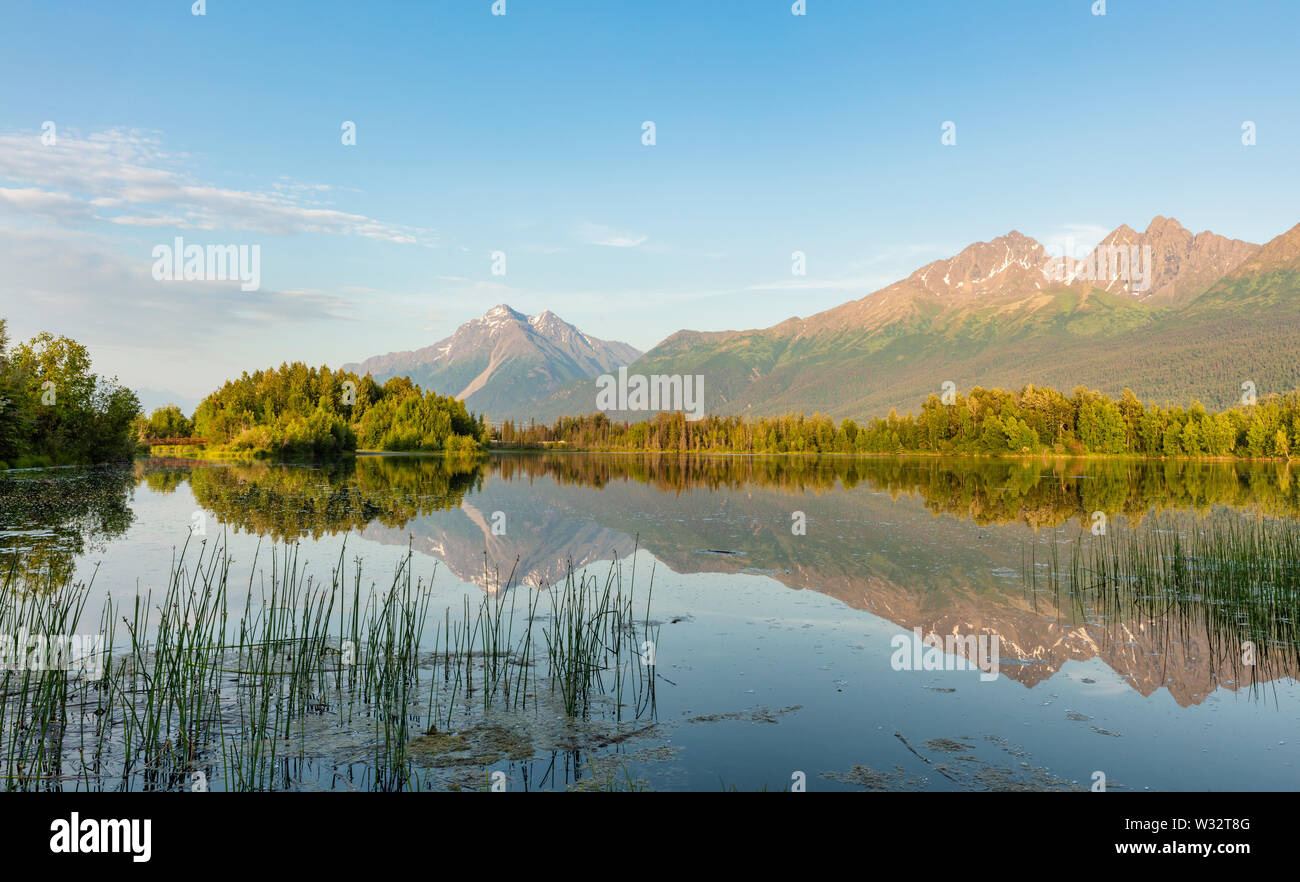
[526,220,1300,421]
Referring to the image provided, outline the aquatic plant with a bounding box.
[0,530,659,792]
[1025,512,1300,689]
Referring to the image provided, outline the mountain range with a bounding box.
[348,216,1300,421]
[342,305,641,419]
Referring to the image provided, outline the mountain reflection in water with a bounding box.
[5,452,1299,709]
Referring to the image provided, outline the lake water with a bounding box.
[3,453,1298,791]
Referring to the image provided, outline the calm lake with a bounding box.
[3,452,1298,791]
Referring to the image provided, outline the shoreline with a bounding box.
[8,447,1294,472]
[484,447,1297,464]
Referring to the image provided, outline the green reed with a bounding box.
[1025,513,1300,688]
[1,532,433,791]
[2,530,659,791]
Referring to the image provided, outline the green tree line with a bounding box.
[495,383,1300,459]
[0,321,140,468]
[183,362,488,458]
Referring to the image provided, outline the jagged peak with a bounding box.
[482,303,525,321]
[899,230,1048,298]
[529,309,567,329]
[1144,215,1187,234]
[999,229,1036,244]
[1102,223,1140,241]
[944,230,1047,262]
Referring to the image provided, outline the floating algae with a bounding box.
[923,738,970,753]
[566,743,683,792]
[409,722,534,768]
[932,758,1087,792]
[820,765,927,791]
[687,704,802,724]
[408,729,471,761]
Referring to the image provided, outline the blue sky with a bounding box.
[1,0,1296,404]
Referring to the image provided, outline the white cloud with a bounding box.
[576,221,647,248]
[0,128,432,244]
[0,225,357,395]
[0,187,97,222]
[108,214,188,227]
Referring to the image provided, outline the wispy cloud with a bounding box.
[576,221,647,248]
[0,225,358,393]
[0,128,432,244]
[0,187,98,223]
